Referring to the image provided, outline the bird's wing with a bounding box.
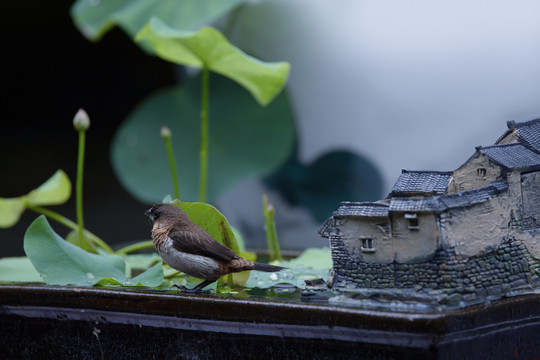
[169,230,236,263]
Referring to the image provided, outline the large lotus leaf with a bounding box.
[24,216,126,285]
[23,216,163,287]
[71,0,246,42]
[111,74,295,204]
[136,18,290,106]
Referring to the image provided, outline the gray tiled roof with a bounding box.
[332,181,508,216]
[514,118,540,153]
[329,119,536,221]
[480,143,540,170]
[389,170,452,197]
[389,197,438,212]
[389,181,508,213]
[334,201,389,218]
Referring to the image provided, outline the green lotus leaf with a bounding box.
[26,170,71,206]
[96,264,163,287]
[125,262,164,287]
[71,0,246,42]
[24,216,126,285]
[125,253,162,270]
[23,216,163,287]
[0,197,26,228]
[111,75,295,204]
[65,229,98,253]
[172,200,257,288]
[0,170,72,228]
[94,277,124,287]
[245,247,332,289]
[0,257,43,283]
[172,200,240,254]
[136,17,290,106]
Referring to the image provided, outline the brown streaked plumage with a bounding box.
[145,203,284,292]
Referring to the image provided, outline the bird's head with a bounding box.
[145,203,189,227]
[145,207,157,226]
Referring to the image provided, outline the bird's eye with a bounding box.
[152,209,161,219]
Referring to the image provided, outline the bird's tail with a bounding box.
[249,262,285,273]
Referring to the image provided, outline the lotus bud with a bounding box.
[73,108,90,131]
[160,126,172,139]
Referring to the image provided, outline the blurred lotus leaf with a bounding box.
[0,257,43,283]
[71,0,246,43]
[111,74,295,204]
[136,18,290,106]
[246,247,332,289]
[0,170,71,228]
[265,149,384,223]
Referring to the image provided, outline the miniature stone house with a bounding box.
[319,119,540,303]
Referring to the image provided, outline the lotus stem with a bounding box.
[199,65,210,203]
[73,109,94,252]
[262,194,282,261]
[115,241,155,255]
[160,126,180,200]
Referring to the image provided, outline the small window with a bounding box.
[405,213,419,230]
[360,237,375,253]
[477,168,487,179]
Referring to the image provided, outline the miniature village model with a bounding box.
[318,119,540,306]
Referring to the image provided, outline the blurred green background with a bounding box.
[0,0,383,256]
[4,1,540,256]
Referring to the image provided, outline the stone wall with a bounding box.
[439,194,511,257]
[330,236,540,301]
[337,213,440,264]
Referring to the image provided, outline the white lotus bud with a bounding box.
[160,126,172,139]
[73,108,90,131]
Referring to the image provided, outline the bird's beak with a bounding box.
[145,208,154,226]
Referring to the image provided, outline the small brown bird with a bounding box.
[145,203,284,292]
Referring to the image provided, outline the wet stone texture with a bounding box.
[331,236,540,304]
